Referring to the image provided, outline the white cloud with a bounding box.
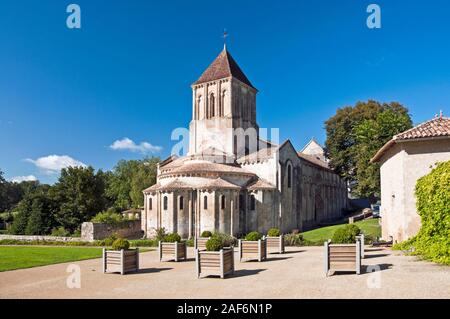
[25,155,87,173]
[10,175,38,183]
[110,137,162,154]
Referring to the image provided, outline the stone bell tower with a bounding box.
[188,46,259,158]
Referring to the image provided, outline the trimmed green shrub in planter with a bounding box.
[206,236,224,251]
[112,238,130,250]
[266,228,284,254]
[201,230,213,238]
[240,231,266,261]
[212,232,237,247]
[331,224,361,244]
[267,228,281,237]
[159,232,186,262]
[197,235,234,279]
[163,233,182,243]
[245,231,263,241]
[103,238,138,275]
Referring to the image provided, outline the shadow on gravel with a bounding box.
[231,269,266,278]
[135,267,173,274]
[265,257,293,262]
[281,250,305,255]
[364,253,390,259]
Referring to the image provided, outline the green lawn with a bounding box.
[301,218,381,244]
[0,246,104,272]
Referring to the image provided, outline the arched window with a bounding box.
[203,195,208,210]
[287,164,292,188]
[179,196,184,210]
[245,135,250,156]
[221,195,226,210]
[209,93,215,118]
[163,196,168,210]
[250,195,256,211]
[149,197,152,210]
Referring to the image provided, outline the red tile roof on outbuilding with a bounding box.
[371,116,450,163]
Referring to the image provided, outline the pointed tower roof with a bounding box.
[193,48,256,89]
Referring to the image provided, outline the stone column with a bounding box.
[230,194,234,236]
[188,192,193,239]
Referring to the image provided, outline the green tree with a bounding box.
[325,100,412,199]
[353,107,412,198]
[0,169,7,212]
[24,193,57,235]
[10,186,56,235]
[107,157,159,210]
[51,166,110,232]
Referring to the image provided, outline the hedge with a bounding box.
[399,161,450,265]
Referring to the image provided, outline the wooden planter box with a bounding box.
[159,241,187,262]
[102,248,139,275]
[194,237,211,251]
[265,235,285,254]
[239,239,267,262]
[356,234,365,259]
[196,247,234,279]
[324,240,361,276]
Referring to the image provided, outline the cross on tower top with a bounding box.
[223,29,228,49]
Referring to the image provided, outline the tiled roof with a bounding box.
[160,160,255,177]
[203,177,241,190]
[394,116,450,140]
[297,152,329,169]
[159,179,193,190]
[193,48,255,89]
[371,116,450,162]
[247,179,276,190]
[143,183,161,193]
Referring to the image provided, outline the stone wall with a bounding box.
[81,220,142,241]
[379,139,450,242]
[0,234,83,242]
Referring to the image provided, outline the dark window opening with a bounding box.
[179,196,184,210]
[203,196,208,210]
[288,165,292,188]
[163,196,168,210]
[250,195,256,211]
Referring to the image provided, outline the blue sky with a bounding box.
[1,0,450,184]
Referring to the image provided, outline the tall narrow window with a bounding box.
[163,196,168,210]
[203,196,208,210]
[149,197,152,210]
[245,135,250,156]
[221,195,226,210]
[209,93,215,118]
[250,195,256,211]
[220,90,226,116]
[197,95,203,120]
[179,196,184,210]
[287,165,292,188]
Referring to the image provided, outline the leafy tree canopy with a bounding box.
[325,100,412,199]
[107,157,159,210]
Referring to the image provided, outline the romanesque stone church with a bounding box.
[142,46,348,239]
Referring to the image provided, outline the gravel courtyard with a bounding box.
[0,246,449,299]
